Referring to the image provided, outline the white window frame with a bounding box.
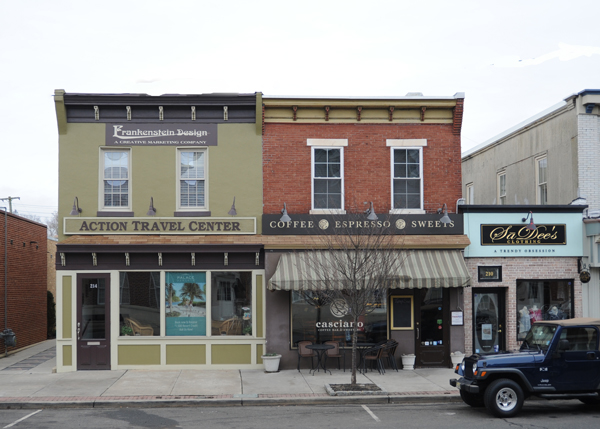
[535,155,547,205]
[99,148,132,211]
[388,140,425,214]
[177,148,208,211]
[497,171,506,205]
[466,183,474,204]
[308,139,346,214]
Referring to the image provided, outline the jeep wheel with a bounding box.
[484,379,524,418]
[460,390,485,407]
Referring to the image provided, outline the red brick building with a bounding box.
[0,210,48,353]
[261,94,471,369]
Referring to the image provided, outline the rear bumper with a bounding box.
[450,377,480,394]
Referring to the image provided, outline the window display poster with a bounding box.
[165,272,206,336]
[482,323,493,340]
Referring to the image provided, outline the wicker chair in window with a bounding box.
[297,340,315,371]
[125,317,154,336]
[325,341,345,371]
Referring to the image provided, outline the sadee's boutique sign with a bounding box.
[64,217,256,235]
[106,124,217,146]
[481,224,566,245]
[262,214,463,235]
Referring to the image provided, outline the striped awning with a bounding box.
[267,250,471,291]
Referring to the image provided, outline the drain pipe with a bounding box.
[2,207,7,357]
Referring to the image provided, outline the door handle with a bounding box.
[77,322,81,341]
[416,328,419,340]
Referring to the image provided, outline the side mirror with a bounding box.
[558,339,570,351]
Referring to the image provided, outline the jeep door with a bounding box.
[550,326,600,391]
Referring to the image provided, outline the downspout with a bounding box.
[2,207,7,357]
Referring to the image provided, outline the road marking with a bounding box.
[3,410,42,428]
[362,405,381,422]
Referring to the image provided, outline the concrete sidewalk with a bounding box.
[0,340,460,409]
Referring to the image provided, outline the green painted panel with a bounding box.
[63,345,72,366]
[131,145,176,216]
[118,345,161,365]
[166,345,206,365]
[211,344,251,365]
[257,344,263,364]
[62,276,72,339]
[256,275,264,337]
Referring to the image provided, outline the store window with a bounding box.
[119,272,160,336]
[211,272,252,336]
[165,272,207,336]
[290,291,387,347]
[178,150,207,210]
[101,150,130,210]
[516,280,573,340]
[392,148,422,210]
[536,156,547,205]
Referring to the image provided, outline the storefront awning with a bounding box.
[267,250,471,291]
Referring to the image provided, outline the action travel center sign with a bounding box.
[262,214,463,235]
[64,217,256,235]
[106,124,217,146]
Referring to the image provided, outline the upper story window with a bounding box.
[497,172,506,205]
[466,183,474,204]
[101,149,130,210]
[178,149,207,210]
[536,156,547,205]
[307,139,347,212]
[387,139,426,213]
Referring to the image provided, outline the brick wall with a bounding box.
[578,114,600,212]
[464,257,582,355]
[47,239,57,297]
[0,211,48,352]
[263,123,462,214]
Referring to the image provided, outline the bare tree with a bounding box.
[46,211,58,238]
[298,213,407,385]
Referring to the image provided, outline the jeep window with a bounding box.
[521,324,557,351]
[559,327,598,351]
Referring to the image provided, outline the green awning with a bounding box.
[267,250,471,291]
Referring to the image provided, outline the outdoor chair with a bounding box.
[360,344,385,374]
[324,341,345,371]
[381,340,399,371]
[125,317,154,336]
[297,340,315,371]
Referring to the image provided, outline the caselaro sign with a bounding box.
[64,217,256,235]
[106,124,217,146]
[481,224,566,245]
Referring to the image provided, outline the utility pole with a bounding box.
[0,196,20,213]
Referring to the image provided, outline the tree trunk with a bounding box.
[351,314,359,385]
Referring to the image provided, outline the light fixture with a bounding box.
[280,203,291,222]
[146,197,157,216]
[439,203,451,224]
[522,211,536,231]
[228,197,237,216]
[364,201,378,221]
[70,197,82,216]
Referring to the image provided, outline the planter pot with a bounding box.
[262,354,282,372]
[401,354,415,370]
[450,352,464,366]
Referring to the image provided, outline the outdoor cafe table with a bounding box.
[306,344,335,375]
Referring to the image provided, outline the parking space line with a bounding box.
[3,410,42,428]
[362,405,381,422]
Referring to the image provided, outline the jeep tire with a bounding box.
[460,390,485,407]
[484,379,524,418]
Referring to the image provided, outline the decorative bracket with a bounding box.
[420,106,426,122]
[94,106,100,121]
[224,252,229,266]
[292,106,298,121]
[324,106,330,121]
[223,106,228,121]
[158,253,163,266]
[388,106,395,121]
[586,103,596,114]
[191,252,196,266]
[126,106,132,121]
[125,252,130,266]
[60,253,66,267]
[92,252,97,267]
[255,252,260,266]
[191,106,196,120]
[159,106,164,121]
[357,106,362,121]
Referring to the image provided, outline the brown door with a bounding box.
[414,288,449,367]
[77,274,111,370]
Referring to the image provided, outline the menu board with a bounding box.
[391,295,413,330]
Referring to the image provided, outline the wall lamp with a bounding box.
[439,203,451,224]
[146,197,157,216]
[228,197,237,216]
[364,202,378,221]
[70,197,82,216]
[522,211,536,231]
[280,203,291,222]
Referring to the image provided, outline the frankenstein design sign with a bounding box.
[262,214,463,235]
[106,124,217,146]
[64,217,256,235]
[481,224,566,245]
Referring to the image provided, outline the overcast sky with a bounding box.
[1,0,599,221]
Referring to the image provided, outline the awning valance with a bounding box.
[267,250,471,291]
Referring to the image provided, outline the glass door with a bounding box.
[473,288,505,354]
[414,288,449,367]
[77,274,111,369]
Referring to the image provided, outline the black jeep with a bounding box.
[450,317,600,417]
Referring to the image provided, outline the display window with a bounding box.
[210,272,253,336]
[290,291,387,347]
[516,279,573,340]
[119,272,160,336]
[165,272,207,336]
